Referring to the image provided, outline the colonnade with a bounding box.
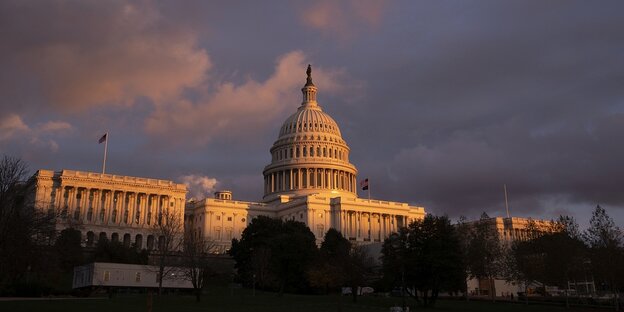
[51,185,184,228]
[264,168,356,194]
[338,211,406,242]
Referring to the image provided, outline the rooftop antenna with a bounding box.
[504,184,510,218]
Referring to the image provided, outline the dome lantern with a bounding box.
[301,64,318,107]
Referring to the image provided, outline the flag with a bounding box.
[98,133,107,144]
[360,178,369,191]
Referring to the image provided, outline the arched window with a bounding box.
[296,147,300,158]
[303,146,307,157]
[310,146,314,157]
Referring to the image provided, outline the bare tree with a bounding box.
[150,207,184,295]
[181,230,217,302]
[0,155,56,292]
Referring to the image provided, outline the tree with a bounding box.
[465,213,503,301]
[505,238,545,304]
[230,216,318,294]
[150,207,184,295]
[309,229,375,302]
[54,228,84,272]
[0,155,56,295]
[181,230,216,302]
[505,216,588,307]
[91,237,148,264]
[343,245,375,303]
[308,229,350,293]
[584,205,624,311]
[382,214,466,308]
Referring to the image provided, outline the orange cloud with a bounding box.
[300,0,387,38]
[3,1,210,111]
[145,51,354,146]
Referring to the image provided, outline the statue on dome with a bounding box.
[306,64,314,86]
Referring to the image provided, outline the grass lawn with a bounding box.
[0,288,610,312]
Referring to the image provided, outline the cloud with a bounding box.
[0,0,210,111]
[300,0,387,38]
[145,50,355,146]
[38,121,72,132]
[0,114,71,153]
[0,114,29,141]
[179,174,219,200]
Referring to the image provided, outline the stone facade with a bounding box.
[29,169,187,249]
[186,66,425,250]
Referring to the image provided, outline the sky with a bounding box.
[1,0,624,227]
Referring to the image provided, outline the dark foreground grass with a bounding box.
[0,288,609,312]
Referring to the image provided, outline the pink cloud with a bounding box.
[300,0,388,38]
[145,50,355,146]
[2,0,210,111]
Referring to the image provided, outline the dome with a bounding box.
[262,65,358,201]
[279,107,342,137]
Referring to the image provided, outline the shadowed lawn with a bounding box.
[0,288,609,312]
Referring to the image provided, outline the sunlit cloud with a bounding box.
[179,174,219,200]
[1,0,210,111]
[145,50,355,146]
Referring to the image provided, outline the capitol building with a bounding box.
[28,66,426,250]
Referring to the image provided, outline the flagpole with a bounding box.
[368,179,371,200]
[102,132,108,174]
[504,184,510,218]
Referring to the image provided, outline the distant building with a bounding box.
[463,216,555,242]
[28,169,187,249]
[464,216,557,298]
[72,262,191,289]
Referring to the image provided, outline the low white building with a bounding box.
[72,262,192,289]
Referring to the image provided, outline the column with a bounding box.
[367,214,372,240]
[380,215,385,239]
[356,212,361,239]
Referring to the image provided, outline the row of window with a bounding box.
[280,120,338,135]
[272,145,348,162]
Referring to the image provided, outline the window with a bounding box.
[135,272,141,282]
[227,217,232,221]
[216,215,221,221]
[104,271,110,282]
